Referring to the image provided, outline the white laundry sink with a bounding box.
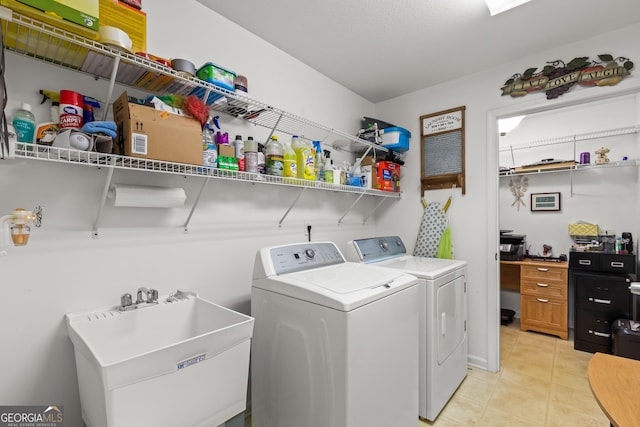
[66,291,254,427]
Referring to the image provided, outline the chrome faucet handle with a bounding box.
[147,289,159,303]
[121,293,132,307]
[136,287,148,304]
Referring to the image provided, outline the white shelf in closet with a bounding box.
[0,9,401,233]
[499,125,640,177]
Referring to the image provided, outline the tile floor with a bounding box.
[421,320,609,426]
[244,320,610,427]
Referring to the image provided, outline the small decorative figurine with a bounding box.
[594,146,610,164]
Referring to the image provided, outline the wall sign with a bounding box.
[501,54,633,99]
[420,106,466,194]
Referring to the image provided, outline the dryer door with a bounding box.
[437,275,466,365]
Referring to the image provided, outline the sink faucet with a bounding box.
[119,287,159,311]
[136,287,159,304]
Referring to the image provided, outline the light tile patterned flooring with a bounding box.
[421,320,609,426]
[244,321,610,427]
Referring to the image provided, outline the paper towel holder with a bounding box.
[107,184,187,208]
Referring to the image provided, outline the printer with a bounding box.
[500,232,526,261]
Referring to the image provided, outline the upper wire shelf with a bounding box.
[0,9,389,152]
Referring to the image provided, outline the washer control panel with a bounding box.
[270,242,345,275]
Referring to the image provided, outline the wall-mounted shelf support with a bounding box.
[362,197,389,225]
[103,55,120,120]
[92,160,115,239]
[279,187,307,227]
[266,112,284,144]
[183,177,209,232]
[338,192,366,225]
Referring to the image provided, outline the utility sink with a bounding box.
[66,291,254,427]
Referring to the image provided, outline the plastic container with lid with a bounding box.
[379,126,411,152]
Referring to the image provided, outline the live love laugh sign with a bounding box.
[501,54,634,99]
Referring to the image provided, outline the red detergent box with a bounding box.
[377,161,401,192]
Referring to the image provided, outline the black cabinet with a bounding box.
[571,252,636,354]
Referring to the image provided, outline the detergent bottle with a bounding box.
[244,136,258,173]
[265,135,284,176]
[284,136,297,178]
[294,137,315,180]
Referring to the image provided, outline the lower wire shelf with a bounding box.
[9,142,401,235]
[12,142,402,198]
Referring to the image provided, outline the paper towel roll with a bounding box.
[108,184,186,208]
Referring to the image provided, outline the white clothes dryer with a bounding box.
[345,236,468,422]
[251,242,420,427]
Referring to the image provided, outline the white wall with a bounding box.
[0,2,380,426]
[375,23,640,371]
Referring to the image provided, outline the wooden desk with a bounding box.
[500,259,569,339]
[588,352,640,427]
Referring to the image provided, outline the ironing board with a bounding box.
[413,201,447,257]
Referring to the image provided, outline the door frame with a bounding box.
[485,84,640,372]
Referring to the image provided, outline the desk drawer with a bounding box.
[521,295,567,331]
[521,278,567,299]
[521,265,567,283]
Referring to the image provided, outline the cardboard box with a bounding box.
[112,91,203,165]
[16,0,99,30]
[218,144,235,158]
[99,0,146,53]
[568,223,599,236]
[360,156,377,189]
[377,161,401,192]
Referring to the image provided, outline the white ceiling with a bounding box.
[196,0,640,103]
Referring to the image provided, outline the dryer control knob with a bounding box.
[379,240,389,251]
[304,248,316,259]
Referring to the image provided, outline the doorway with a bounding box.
[486,86,640,372]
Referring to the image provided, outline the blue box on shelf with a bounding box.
[380,126,411,152]
[189,86,224,106]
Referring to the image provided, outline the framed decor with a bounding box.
[420,106,466,194]
[531,192,561,212]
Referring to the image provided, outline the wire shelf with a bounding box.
[499,159,640,177]
[1,10,388,152]
[14,143,401,198]
[499,126,639,153]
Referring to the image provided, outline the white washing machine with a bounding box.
[251,242,420,427]
[345,236,468,422]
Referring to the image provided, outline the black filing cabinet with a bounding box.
[571,252,636,354]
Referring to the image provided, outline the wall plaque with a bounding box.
[420,106,466,194]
